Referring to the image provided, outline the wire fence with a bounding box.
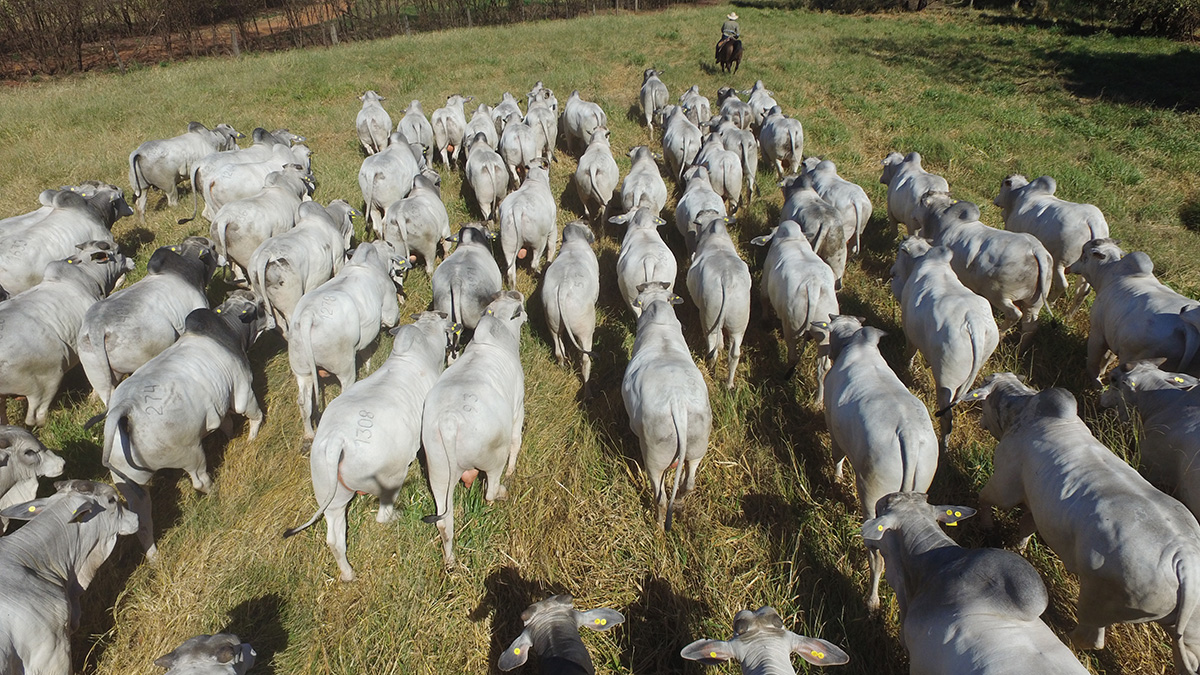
[0,0,694,78]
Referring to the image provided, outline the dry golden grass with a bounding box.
[1,3,1199,674]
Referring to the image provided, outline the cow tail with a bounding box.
[448,284,463,353]
[1032,245,1053,319]
[103,408,152,475]
[99,330,116,396]
[664,399,689,532]
[178,165,201,224]
[850,200,863,253]
[705,278,729,357]
[587,163,604,213]
[284,445,345,537]
[557,278,591,357]
[1175,551,1200,674]
[896,427,919,493]
[256,259,278,327]
[422,416,459,524]
[128,151,145,202]
[213,214,231,266]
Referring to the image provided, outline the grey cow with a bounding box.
[0,241,133,427]
[994,174,1110,314]
[686,215,750,389]
[758,106,803,178]
[695,132,743,214]
[744,80,778,131]
[499,159,558,289]
[465,132,510,222]
[209,165,311,283]
[803,158,872,256]
[879,151,949,237]
[661,105,702,182]
[810,315,939,610]
[574,127,619,225]
[890,238,998,451]
[752,220,839,396]
[541,221,599,397]
[619,146,668,216]
[289,241,407,439]
[491,92,524,133]
[397,100,435,166]
[561,90,607,156]
[681,606,849,674]
[711,116,759,202]
[356,90,393,155]
[779,174,846,290]
[0,426,65,529]
[383,173,451,275]
[499,118,540,188]
[675,165,727,251]
[186,139,312,223]
[971,373,1200,674]
[286,312,454,581]
[1102,361,1200,520]
[499,595,624,675]
[0,480,138,675]
[861,492,1092,675]
[0,183,132,296]
[431,94,472,167]
[678,85,712,128]
[79,237,222,406]
[430,224,504,332]
[359,131,425,235]
[1067,238,1200,385]
[524,93,558,164]
[422,292,527,567]
[639,68,669,130]
[716,87,753,130]
[917,194,1051,351]
[101,292,268,559]
[248,200,357,337]
[613,208,676,316]
[129,122,241,222]
[155,634,256,675]
[466,103,500,151]
[622,282,712,529]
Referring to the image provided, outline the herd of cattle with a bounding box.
[0,61,1199,675]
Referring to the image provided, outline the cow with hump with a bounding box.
[971,373,1200,674]
[499,595,624,675]
[681,606,850,674]
[861,491,1091,675]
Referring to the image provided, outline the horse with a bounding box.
[715,38,742,74]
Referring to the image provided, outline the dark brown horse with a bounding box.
[715,38,742,74]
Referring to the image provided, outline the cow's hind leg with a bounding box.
[726,329,743,390]
[936,385,954,454]
[324,489,357,581]
[114,478,157,561]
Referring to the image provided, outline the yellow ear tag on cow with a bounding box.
[1176,377,1186,383]
[971,392,979,398]
[877,524,884,531]
[170,246,179,252]
[486,309,494,316]
[811,651,825,659]
[954,511,961,517]
[27,505,36,512]
[513,648,521,656]
[215,308,222,313]
[596,618,606,625]
[709,651,717,658]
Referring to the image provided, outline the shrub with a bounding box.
[1110,0,1200,37]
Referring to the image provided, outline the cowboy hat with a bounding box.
[727,12,738,19]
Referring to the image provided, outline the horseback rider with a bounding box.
[719,12,739,47]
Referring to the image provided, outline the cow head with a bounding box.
[861,491,975,543]
[154,633,256,675]
[965,372,1043,440]
[681,606,849,670]
[0,427,65,480]
[1102,359,1197,422]
[499,595,623,672]
[633,281,682,328]
[561,220,595,246]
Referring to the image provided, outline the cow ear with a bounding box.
[860,513,893,541]
[0,498,50,521]
[750,233,773,246]
[0,449,8,468]
[790,634,850,666]
[153,650,180,669]
[1170,373,1200,388]
[70,499,102,523]
[498,629,533,671]
[609,213,631,226]
[935,505,975,527]
[215,645,237,664]
[575,608,624,632]
[669,294,683,306]
[680,639,737,665]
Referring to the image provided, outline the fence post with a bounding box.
[231,26,240,57]
[330,23,338,44]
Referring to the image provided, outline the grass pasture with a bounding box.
[2,4,1200,674]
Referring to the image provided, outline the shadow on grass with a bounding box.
[469,565,569,675]
[116,226,157,258]
[1044,46,1200,112]
[223,593,289,675]
[624,574,709,675]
